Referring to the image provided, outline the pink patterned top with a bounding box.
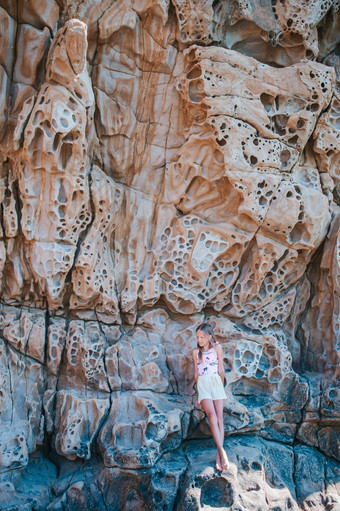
[197,347,219,376]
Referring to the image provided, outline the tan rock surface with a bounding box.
[0,1,339,509]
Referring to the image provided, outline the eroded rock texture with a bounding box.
[0,1,339,509]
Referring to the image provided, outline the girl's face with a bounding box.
[196,329,211,350]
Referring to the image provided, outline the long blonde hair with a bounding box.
[196,323,218,361]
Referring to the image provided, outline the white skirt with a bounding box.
[197,373,227,403]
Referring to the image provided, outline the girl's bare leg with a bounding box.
[201,399,229,470]
[214,399,229,469]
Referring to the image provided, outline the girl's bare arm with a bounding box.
[192,348,198,383]
[215,343,225,384]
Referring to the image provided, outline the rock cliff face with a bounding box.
[0,1,339,509]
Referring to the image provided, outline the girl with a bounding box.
[192,323,229,471]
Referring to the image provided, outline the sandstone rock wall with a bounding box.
[0,1,339,509]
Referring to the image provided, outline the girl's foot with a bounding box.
[216,452,222,471]
[220,449,230,470]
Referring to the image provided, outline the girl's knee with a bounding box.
[206,412,218,424]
